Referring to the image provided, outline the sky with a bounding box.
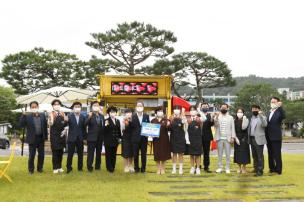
[1,0,304,86]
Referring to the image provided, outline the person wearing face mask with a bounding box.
[198,102,214,173]
[129,101,150,173]
[85,101,105,172]
[187,106,203,175]
[66,102,87,173]
[169,105,187,174]
[248,104,267,177]
[48,99,68,174]
[121,109,134,173]
[233,107,250,174]
[214,103,236,174]
[151,106,171,174]
[104,106,121,173]
[266,97,286,175]
[19,101,48,174]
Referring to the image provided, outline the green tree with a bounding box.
[0,47,91,94]
[283,99,304,123]
[144,52,235,104]
[0,86,17,125]
[139,59,192,97]
[85,21,177,75]
[233,83,281,115]
[83,55,116,86]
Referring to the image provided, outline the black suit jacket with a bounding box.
[130,113,150,144]
[201,113,214,141]
[266,107,286,141]
[19,113,48,144]
[85,113,105,142]
[104,117,122,147]
[67,113,87,143]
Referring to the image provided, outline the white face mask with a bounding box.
[125,113,132,119]
[156,111,164,117]
[173,109,181,115]
[190,110,197,116]
[237,112,243,119]
[92,106,100,112]
[271,103,278,109]
[74,107,81,113]
[53,105,61,111]
[110,112,116,118]
[30,108,39,113]
[136,106,143,113]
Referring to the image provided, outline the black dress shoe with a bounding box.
[37,169,43,173]
[205,169,212,173]
[254,172,263,177]
[88,168,93,172]
[67,169,72,173]
[78,169,83,172]
[95,167,101,170]
[140,168,146,173]
[29,171,34,175]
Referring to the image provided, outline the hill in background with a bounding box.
[178,75,304,96]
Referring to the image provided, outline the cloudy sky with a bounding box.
[1,0,304,86]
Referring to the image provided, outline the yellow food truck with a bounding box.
[98,75,174,115]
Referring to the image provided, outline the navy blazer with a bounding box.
[130,113,150,144]
[201,113,214,142]
[85,113,105,142]
[67,113,87,143]
[104,117,122,147]
[266,107,286,141]
[19,113,48,144]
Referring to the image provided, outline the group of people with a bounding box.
[19,97,285,177]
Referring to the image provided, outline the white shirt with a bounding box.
[74,113,80,124]
[269,108,277,121]
[137,113,143,125]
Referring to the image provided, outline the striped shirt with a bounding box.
[219,115,228,139]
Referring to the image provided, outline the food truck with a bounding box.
[98,75,191,115]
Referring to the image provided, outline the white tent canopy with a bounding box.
[16,87,97,105]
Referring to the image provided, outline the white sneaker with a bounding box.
[129,167,135,173]
[190,167,195,175]
[216,168,222,173]
[124,167,130,173]
[196,168,201,175]
[53,169,59,174]
[58,168,64,173]
[171,168,177,174]
[179,167,183,175]
[226,169,231,174]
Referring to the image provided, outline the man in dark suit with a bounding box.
[104,106,122,173]
[266,97,286,175]
[85,101,105,172]
[66,102,87,173]
[130,102,150,173]
[19,101,48,174]
[199,102,214,173]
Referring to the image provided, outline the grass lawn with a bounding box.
[1,154,304,202]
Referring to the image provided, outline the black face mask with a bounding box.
[202,108,209,113]
[252,111,259,116]
[221,109,228,114]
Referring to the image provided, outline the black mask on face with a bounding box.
[252,111,259,116]
[202,108,208,113]
[221,109,228,114]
